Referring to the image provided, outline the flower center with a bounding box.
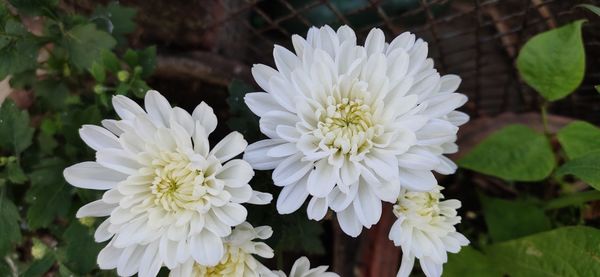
[394,190,442,218]
[316,97,376,155]
[150,152,207,212]
[193,248,247,276]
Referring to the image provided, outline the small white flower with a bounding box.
[170,222,275,277]
[63,91,272,276]
[244,25,468,237]
[273,256,339,277]
[389,186,469,277]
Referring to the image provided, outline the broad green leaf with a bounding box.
[8,0,58,16]
[33,80,69,110]
[557,121,600,159]
[578,4,600,17]
[445,247,502,277]
[545,190,600,210]
[0,21,39,79]
[92,2,136,44]
[458,125,555,181]
[62,221,102,274]
[480,196,551,242]
[556,151,600,191]
[516,20,586,101]
[26,158,71,229]
[137,46,156,78]
[62,23,116,70]
[90,61,106,83]
[227,80,261,142]
[22,254,56,277]
[485,226,600,277]
[0,100,35,154]
[0,196,21,256]
[6,160,27,184]
[101,49,121,72]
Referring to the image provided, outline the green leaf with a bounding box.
[578,4,600,17]
[0,100,35,154]
[90,61,106,83]
[0,196,21,256]
[545,190,600,210]
[227,80,261,141]
[123,49,138,67]
[101,49,121,72]
[0,22,39,78]
[556,151,600,191]
[485,226,600,277]
[8,0,58,16]
[33,80,69,111]
[480,196,551,242]
[92,2,136,44]
[62,221,102,274]
[22,254,56,277]
[516,20,586,101]
[6,160,27,184]
[445,247,502,277]
[62,23,116,70]
[137,46,156,78]
[458,125,555,181]
[557,121,600,160]
[26,158,71,229]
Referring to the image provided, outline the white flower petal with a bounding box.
[64,162,126,190]
[144,90,173,127]
[210,131,247,163]
[307,160,338,197]
[190,231,224,266]
[112,95,145,120]
[76,200,116,218]
[337,205,362,237]
[398,169,437,191]
[277,175,310,214]
[272,154,313,187]
[191,101,218,135]
[307,196,328,221]
[244,139,287,170]
[245,92,283,116]
[79,125,121,151]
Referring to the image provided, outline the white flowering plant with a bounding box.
[1,1,600,277]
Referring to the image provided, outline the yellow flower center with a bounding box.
[193,248,248,276]
[149,152,208,212]
[317,97,377,155]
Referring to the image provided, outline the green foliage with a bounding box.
[446,226,600,277]
[92,2,137,45]
[0,20,40,79]
[62,221,103,274]
[486,226,600,276]
[445,247,502,277]
[458,125,555,181]
[557,121,600,159]
[26,158,71,228]
[62,23,117,70]
[0,100,35,154]
[480,196,551,242]
[21,254,56,277]
[516,20,586,101]
[0,196,21,256]
[577,4,600,17]
[544,190,600,210]
[556,151,600,191]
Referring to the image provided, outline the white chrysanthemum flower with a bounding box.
[389,186,469,277]
[273,256,339,277]
[63,91,272,276]
[243,25,468,237]
[170,222,275,277]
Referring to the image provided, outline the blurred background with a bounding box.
[1,0,599,276]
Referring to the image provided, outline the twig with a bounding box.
[155,51,251,86]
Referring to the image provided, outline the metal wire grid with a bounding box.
[201,0,600,122]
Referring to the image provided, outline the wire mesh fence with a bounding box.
[194,0,600,123]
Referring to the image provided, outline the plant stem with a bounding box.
[541,102,550,136]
